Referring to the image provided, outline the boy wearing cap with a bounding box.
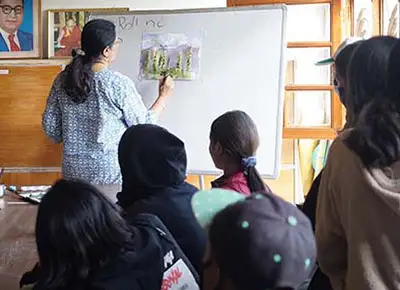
[301,38,364,290]
[192,189,316,290]
[302,38,364,229]
[315,38,363,124]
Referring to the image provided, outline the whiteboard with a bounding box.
[90,6,287,178]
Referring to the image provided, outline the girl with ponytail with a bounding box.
[42,19,174,184]
[209,110,271,195]
[316,36,400,290]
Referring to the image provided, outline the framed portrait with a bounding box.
[47,8,129,59]
[0,0,41,59]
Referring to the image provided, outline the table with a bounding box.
[0,185,121,290]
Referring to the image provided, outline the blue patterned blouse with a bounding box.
[42,68,156,184]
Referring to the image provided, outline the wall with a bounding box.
[41,0,226,56]
[41,0,226,10]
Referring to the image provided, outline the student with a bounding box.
[303,38,364,231]
[209,110,271,195]
[117,124,207,274]
[42,19,174,184]
[299,38,365,290]
[20,179,200,290]
[192,189,316,290]
[315,38,363,120]
[316,36,399,290]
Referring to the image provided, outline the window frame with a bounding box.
[228,0,344,139]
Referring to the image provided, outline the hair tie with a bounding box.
[72,48,86,57]
[242,156,257,168]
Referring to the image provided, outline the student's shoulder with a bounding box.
[183,182,200,194]
[329,131,356,159]
[325,132,361,175]
[128,213,165,229]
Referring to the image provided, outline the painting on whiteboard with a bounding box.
[139,33,202,81]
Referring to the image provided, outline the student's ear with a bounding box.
[102,46,112,59]
[209,141,222,157]
[214,141,224,157]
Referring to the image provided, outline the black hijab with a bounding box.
[117,124,188,208]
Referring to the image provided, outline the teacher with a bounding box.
[42,19,174,184]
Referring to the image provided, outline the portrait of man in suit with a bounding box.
[0,0,33,52]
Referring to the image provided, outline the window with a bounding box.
[285,91,331,127]
[382,0,398,36]
[287,4,331,41]
[353,0,374,37]
[229,0,343,201]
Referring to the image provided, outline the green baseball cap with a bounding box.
[191,189,245,228]
[315,37,363,66]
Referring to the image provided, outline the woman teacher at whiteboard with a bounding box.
[42,19,174,184]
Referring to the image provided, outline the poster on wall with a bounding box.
[0,0,40,59]
[47,8,128,59]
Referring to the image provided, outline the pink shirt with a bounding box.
[211,172,251,196]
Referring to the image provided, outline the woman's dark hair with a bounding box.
[62,19,116,104]
[210,110,268,193]
[343,36,400,168]
[34,179,133,290]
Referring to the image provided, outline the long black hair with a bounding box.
[210,110,269,193]
[62,19,116,104]
[343,36,399,168]
[34,179,133,290]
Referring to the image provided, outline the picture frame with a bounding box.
[0,0,41,59]
[47,8,129,59]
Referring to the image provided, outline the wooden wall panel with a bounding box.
[0,66,63,167]
[2,172,62,186]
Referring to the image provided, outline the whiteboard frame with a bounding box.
[91,5,287,179]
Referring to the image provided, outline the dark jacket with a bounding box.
[302,171,322,232]
[21,214,200,290]
[117,124,207,273]
[301,170,333,290]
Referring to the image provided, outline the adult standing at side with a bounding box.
[316,36,399,290]
[301,38,363,290]
[42,19,174,184]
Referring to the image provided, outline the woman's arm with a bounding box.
[150,77,174,115]
[117,75,173,126]
[316,143,347,289]
[42,77,63,143]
